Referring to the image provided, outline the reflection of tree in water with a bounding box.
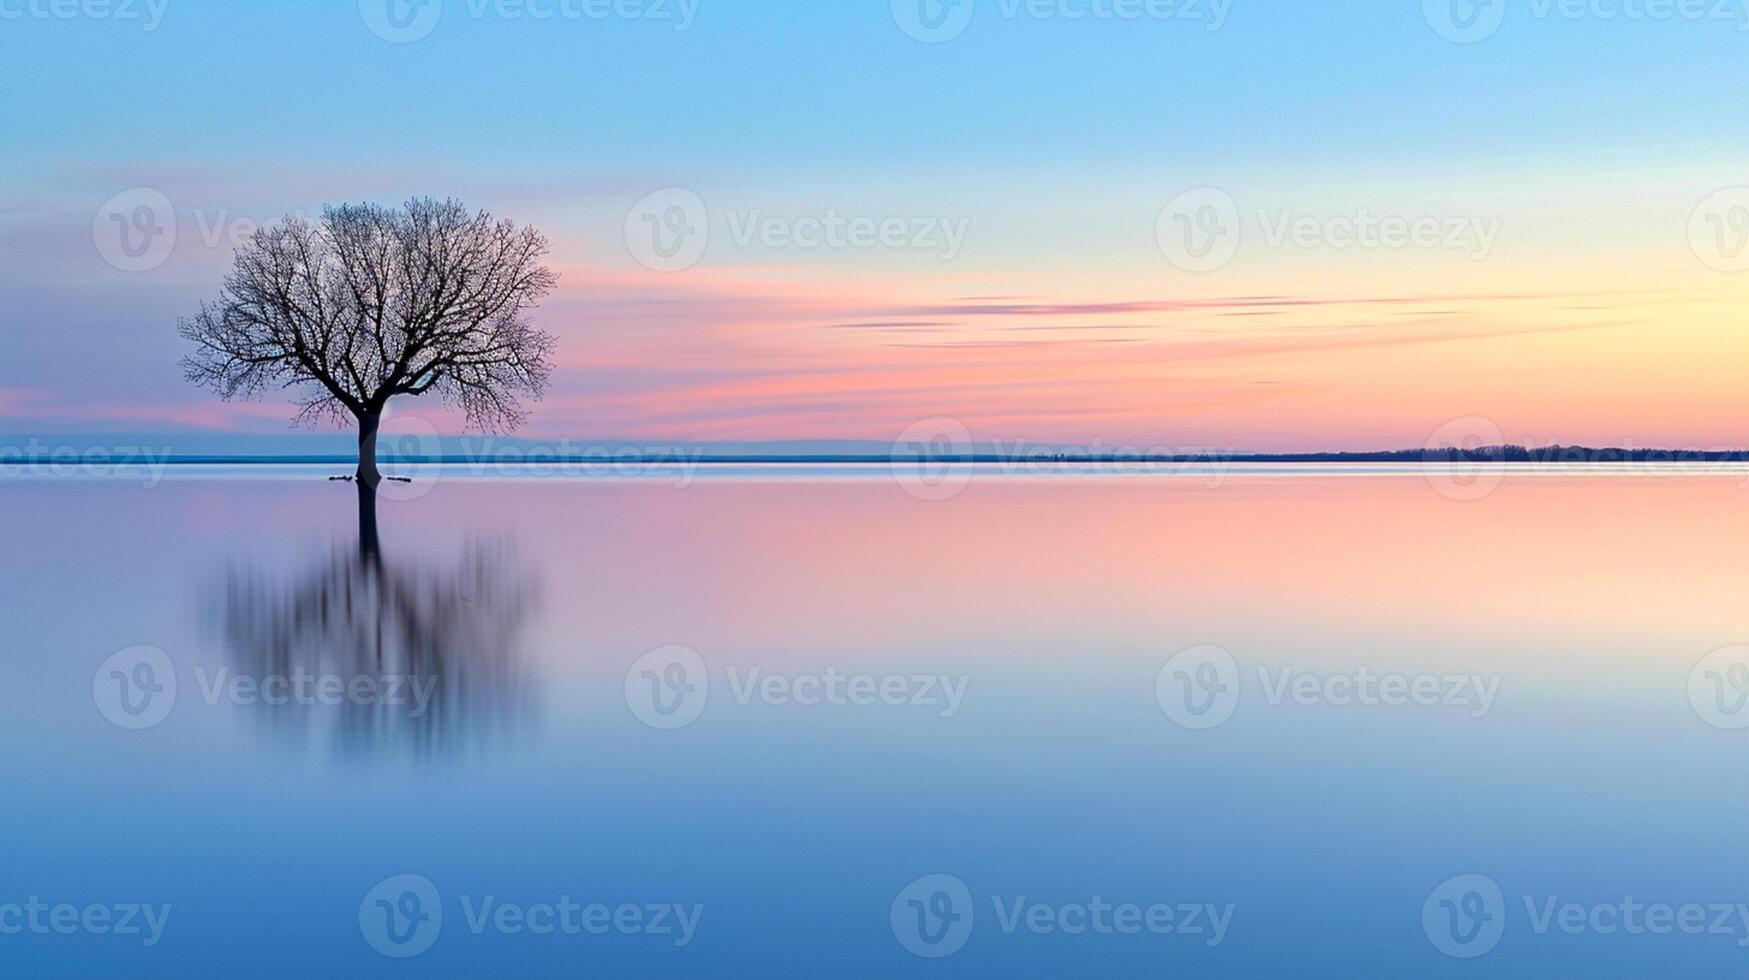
[207,487,541,760]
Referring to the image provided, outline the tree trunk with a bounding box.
[356,480,381,566]
[356,409,383,487]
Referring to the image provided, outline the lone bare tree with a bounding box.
[181,197,558,486]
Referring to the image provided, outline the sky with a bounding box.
[3,0,1749,452]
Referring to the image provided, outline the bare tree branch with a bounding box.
[179,198,559,481]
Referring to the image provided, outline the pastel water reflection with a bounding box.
[3,469,1748,976]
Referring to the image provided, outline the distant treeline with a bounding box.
[872,446,1749,464]
[1153,446,1749,464]
[1226,446,1749,464]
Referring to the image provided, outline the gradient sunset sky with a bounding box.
[3,0,1748,451]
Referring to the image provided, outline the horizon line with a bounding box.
[11,445,1749,466]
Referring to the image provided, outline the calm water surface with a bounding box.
[4,468,1748,976]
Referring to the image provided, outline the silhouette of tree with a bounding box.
[207,485,541,760]
[180,197,557,485]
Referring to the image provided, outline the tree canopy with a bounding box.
[181,197,558,433]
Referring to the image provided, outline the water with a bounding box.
[5,467,1748,976]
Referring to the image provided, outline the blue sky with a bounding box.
[4,1,1749,447]
[6,2,1747,172]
